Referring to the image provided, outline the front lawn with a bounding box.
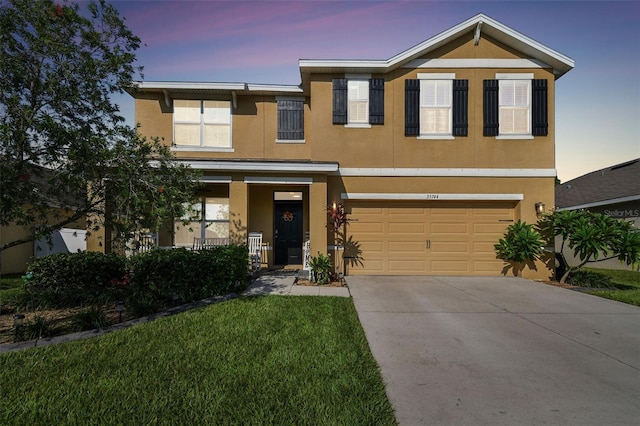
[0,296,396,425]
[584,268,640,307]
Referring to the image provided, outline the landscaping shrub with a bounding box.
[22,315,57,341]
[567,269,615,288]
[24,252,128,308]
[309,252,332,284]
[73,306,109,331]
[127,245,249,306]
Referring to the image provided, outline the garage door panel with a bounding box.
[474,241,499,253]
[433,241,469,254]
[474,260,506,272]
[431,208,469,216]
[431,222,469,234]
[431,260,470,273]
[350,222,384,233]
[389,208,427,216]
[353,259,384,273]
[389,241,424,253]
[359,241,384,252]
[474,223,511,234]
[389,222,426,234]
[389,259,426,273]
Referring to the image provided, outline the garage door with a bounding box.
[344,201,515,275]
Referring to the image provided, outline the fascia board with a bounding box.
[135,81,247,91]
[246,84,303,93]
[181,160,339,173]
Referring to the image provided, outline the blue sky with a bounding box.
[109,0,639,183]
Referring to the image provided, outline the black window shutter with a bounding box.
[332,79,348,124]
[532,79,548,136]
[278,99,304,140]
[452,79,468,136]
[483,80,499,136]
[369,78,384,125]
[405,79,420,136]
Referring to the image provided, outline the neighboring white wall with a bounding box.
[35,228,87,258]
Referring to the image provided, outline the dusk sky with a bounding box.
[108,0,639,183]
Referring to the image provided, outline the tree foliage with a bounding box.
[0,0,199,255]
[537,210,640,283]
[494,220,544,276]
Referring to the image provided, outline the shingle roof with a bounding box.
[555,159,640,209]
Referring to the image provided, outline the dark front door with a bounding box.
[274,201,303,265]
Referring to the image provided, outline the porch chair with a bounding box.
[248,232,263,272]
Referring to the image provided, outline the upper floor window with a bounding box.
[332,77,384,126]
[174,100,232,149]
[483,74,548,138]
[405,74,468,138]
[277,97,304,142]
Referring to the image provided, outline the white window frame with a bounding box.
[496,73,533,140]
[174,197,230,247]
[173,100,234,152]
[345,74,371,128]
[418,73,455,140]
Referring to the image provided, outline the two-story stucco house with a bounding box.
[102,13,573,279]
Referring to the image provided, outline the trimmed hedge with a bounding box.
[23,245,250,310]
[127,245,249,304]
[24,252,128,308]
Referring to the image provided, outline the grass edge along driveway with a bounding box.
[0,296,396,426]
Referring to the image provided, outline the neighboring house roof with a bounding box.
[555,159,640,210]
[299,13,575,85]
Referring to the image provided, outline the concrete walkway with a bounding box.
[348,275,640,426]
[243,270,350,297]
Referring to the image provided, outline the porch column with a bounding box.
[309,177,328,256]
[229,178,248,245]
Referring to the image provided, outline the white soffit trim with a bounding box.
[138,81,246,91]
[199,176,232,183]
[342,193,524,201]
[247,84,303,93]
[245,177,313,185]
[182,160,339,173]
[556,194,640,211]
[338,168,556,177]
[405,58,548,69]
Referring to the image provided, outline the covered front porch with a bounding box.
[159,160,338,270]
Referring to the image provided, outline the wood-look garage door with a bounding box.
[345,201,515,275]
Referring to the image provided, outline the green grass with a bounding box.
[0,296,396,425]
[585,267,640,307]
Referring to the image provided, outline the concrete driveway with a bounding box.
[348,275,640,426]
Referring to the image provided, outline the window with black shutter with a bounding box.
[483,77,548,137]
[332,78,385,125]
[404,77,467,137]
[277,98,304,141]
